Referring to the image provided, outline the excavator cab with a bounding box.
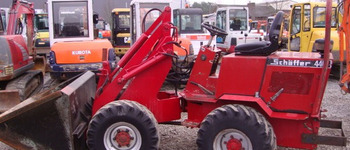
[48,0,114,80]
[111,8,130,56]
[49,1,92,41]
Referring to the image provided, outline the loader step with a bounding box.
[302,120,347,146]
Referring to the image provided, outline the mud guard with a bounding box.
[0,71,96,150]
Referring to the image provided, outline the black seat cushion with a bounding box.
[235,11,284,56]
[235,41,271,53]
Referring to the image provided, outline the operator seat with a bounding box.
[62,16,80,37]
[234,11,284,56]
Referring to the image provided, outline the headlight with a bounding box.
[4,66,14,75]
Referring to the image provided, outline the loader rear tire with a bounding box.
[87,100,159,150]
[197,104,276,150]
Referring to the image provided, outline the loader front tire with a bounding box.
[87,100,159,150]
[197,104,276,150]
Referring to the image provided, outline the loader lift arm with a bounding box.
[92,6,180,122]
[86,7,184,149]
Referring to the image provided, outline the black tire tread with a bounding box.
[197,104,276,150]
[87,100,159,150]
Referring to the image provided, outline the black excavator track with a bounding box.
[0,70,43,113]
[5,70,43,101]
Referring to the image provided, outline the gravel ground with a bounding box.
[0,78,349,150]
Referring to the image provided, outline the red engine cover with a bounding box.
[216,54,267,97]
[0,35,33,80]
[261,52,331,115]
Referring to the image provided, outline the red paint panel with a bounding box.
[269,118,319,149]
[6,35,32,70]
[186,101,222,126]
[268,72,314,95]
[185,47,218,97]
[261,63,330,114]
[216,54,267,97]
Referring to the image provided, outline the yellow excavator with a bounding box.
[288,2,342,76]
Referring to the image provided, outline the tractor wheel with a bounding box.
[86,100,159,150]
[261,113,277,150]
[197,104,276,150]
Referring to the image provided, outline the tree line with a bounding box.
[191,2,217,14]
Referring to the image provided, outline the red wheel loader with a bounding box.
[0,0,347,149]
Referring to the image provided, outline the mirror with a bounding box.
[93,13,99,24]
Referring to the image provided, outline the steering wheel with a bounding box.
[201,22,227,36]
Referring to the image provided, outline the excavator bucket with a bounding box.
[32,55,49,74]
[0,71,96,150]
[0,90,21,113]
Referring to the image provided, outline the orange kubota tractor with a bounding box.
[0,0,347,149]
[0,0,44,112]
[48,0,115,80]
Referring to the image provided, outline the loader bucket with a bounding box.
[0,71,96,150]
[0,90,21,113]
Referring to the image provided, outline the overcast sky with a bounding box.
[188,0,325,5]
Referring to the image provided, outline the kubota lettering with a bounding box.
[72,50,91,55]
